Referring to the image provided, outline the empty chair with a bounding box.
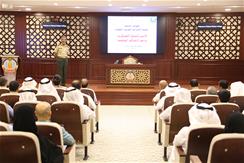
[229,96,244,112]
[190,134,244,163]
[51,101,91,160]
[190,89,206,102]
[0,121,11,131]
[211,103,240,125]
[195,95,218,104]
[162,103,194,161]
[0,131,42,163]
[157,96,174,145]
[36,122,76,163]
[176,125,224,163]
[0,94,19,108]
[0,101,11,123]
[36,94,57,104]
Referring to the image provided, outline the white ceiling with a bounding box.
[1,0,244,13]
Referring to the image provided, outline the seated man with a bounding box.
[19,89,37,102]
[3,80,20,95]
[52,74,66,89]
[159,88,193,121]
[218,80,229,91]
[206,86,217,95]
[19,77,38,91]
[225,111,244,133]
[230,81,244,97]
[155,82,180,110]
[63,87,95,121]
[169,103,221,162]
[35,102,75,145]
[81,78,98,104]
[37,78,61,101]
[72,80,96,110]
[0,76,8,89]
[152,80,168,103]
[217,89,231,103]
[189,79,199,90]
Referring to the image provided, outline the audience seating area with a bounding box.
[0,80,244,163]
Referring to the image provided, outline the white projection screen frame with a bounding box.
[107,16,157,54]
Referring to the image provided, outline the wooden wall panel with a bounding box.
[175,60,244,84]
[0,12,243,84]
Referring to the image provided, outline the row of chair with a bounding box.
[0,100,96,160]
[0,88,100,132]
[159,101,240,161]
[176,127,244,163]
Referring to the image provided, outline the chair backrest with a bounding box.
[164,96,174,110]
[0,131,42,163]
[36,95,57,104]
[56,88,65,100]
[207,133,244,163]
[83,95,89,106]
[51,101,83,144]
[0,121,10,131]
[80,88,95,101]
[0,94,19,108]
[195,95,218,104]
[18,89,38,94]
[169,103,194,143]
[160,91,165,99]
[0,101,10,123]
[211,103,240,125]
[0,88,10,96]
[186,125,224,163]
[36,121,64,151]
[190,89,207,102]
[13,102,39,121]
[229,96,244,112]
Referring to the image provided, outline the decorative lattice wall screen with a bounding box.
[0,15,15,55]
[26,15,90,59]
[175,16,241,60]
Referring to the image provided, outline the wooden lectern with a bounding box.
[1,55,19,83]
[106,55,155,87]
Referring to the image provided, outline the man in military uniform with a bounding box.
[54,36,69,85]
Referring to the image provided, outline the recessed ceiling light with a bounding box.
[16,5,31,8]
[225,8,231,12]
[108,3,113,7]
[197,3,201,6]
[53,3,58,6]
[143,0,149,2]
[142,3,147,7]
[203,0,207,1]
[25,8,32,11]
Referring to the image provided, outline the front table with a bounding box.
[106,64,155,87]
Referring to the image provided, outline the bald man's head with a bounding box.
[35,102,52,121]
[159,80,168,90]
[72,80,81,89]
[81,78,88,88]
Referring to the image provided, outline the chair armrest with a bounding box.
[190,155,202,163]
[82,120,91,146]
[176,146,186,157]
[176,146,186,163]
[82,120,89,124]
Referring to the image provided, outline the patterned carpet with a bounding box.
[75,105,166,163]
